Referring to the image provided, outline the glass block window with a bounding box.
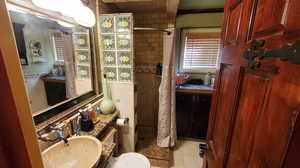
[99,14,133,82]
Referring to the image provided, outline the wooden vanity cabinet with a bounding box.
[176,90,212,140]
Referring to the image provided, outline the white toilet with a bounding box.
[109,152,151,168]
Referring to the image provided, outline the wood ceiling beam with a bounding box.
[177,8,224,15]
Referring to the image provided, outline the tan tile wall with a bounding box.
[134,13,174,138]
[97,0,116,14]
[134,13,171,64]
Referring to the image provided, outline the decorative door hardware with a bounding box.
[199,143,208,158]
[244,40,300,68]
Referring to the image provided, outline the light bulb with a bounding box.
[57,0,84,17]
[74,6,96,27]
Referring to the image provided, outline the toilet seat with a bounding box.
[114,153,151,168]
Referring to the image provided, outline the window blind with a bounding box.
[183,32,221,70]
[52,32,65,62]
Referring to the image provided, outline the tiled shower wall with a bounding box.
[134,13,174,138]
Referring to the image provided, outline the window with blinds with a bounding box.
[182,32,221,70]
[51,32,65,62]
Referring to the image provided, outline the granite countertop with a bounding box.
[41,75,66,83]
[79,110,120,137]
[176,84,214,94]
[36,106,119,167]
[97,142,117,168]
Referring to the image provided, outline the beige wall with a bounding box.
[176,13,223,28]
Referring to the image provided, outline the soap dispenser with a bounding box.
[204,72,211,86]
[87,104,99,123]
[80,113,94,132]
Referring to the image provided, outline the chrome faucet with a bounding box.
[37,126,69,146]
[55,129,69,146]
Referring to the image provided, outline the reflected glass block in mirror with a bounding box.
[117,51,131,66]
[74,26,89,34]
[118,68,131,82]
[76,65,91,80]
[103,51,116,65]
[104,67,117,81]
[116,34,131,50]
[73,34,90,49]
[116,15,131,33]
[100,15,115,33]
[102,34,115,50]
[75,50,90,65]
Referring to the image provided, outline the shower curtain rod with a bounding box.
[134,27,172,35]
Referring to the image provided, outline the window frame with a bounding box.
[178,27,221,73]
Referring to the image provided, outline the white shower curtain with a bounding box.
[62,33,77,98]
[157,28,177,148]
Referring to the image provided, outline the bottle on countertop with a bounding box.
[87,104,99,123]
[204,72,211,86]
[211,77,215,87]
[96,106,102,116]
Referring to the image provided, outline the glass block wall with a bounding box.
[99,14,133,82]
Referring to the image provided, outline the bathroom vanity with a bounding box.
[176,84,214,139]
[41,76,67,106]
[36,101,121,168]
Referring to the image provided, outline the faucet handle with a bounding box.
[49,122,65,131]
[55,129,64,138]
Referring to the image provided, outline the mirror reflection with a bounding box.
[9,9,93,115]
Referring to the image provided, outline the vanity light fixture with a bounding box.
[31,0,60,11]
[57,0,84,17]
[31,0,95,27]
[74,6,96,27]
[57,20,75,28]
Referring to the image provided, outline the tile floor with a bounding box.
[154,140,204,168]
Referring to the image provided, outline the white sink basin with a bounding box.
[42,136,102,168]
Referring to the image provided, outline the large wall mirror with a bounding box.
[7,4,99,124]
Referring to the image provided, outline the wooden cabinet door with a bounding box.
[207,0,300,168]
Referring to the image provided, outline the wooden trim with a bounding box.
[0,1,44,167]
[177,8,224,15]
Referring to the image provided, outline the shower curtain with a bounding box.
[62,33,77,98]
[157,28,177,148]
